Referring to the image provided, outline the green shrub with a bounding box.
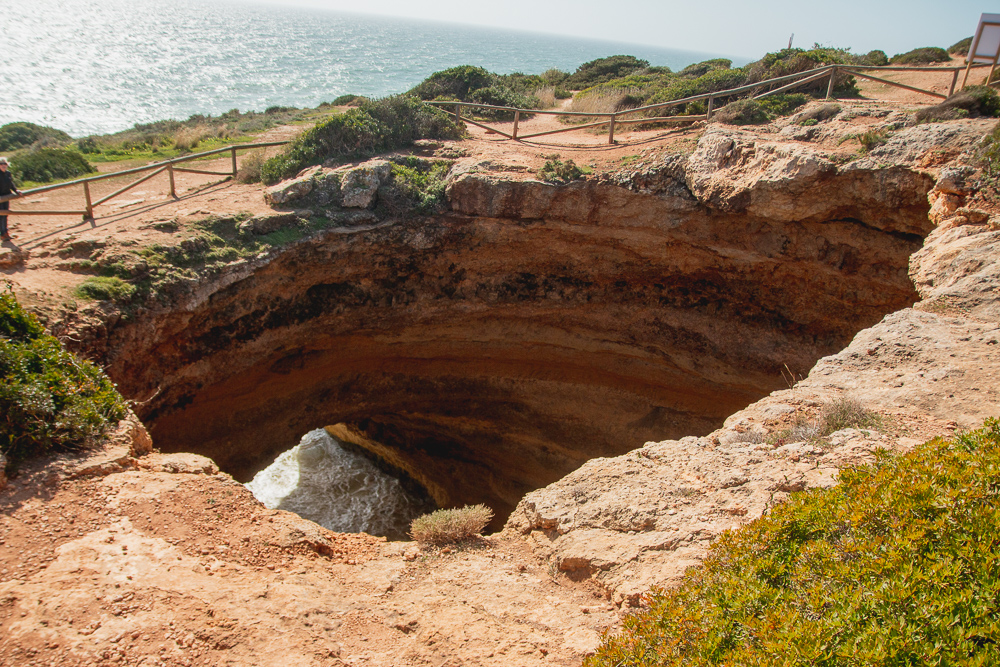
[0,122,71,152]
[74,277,137,304]
[712,99,771,125]
[0,284,128,465]
[587,418,1000,667]
[330,94,368,107]
[679,59,732,78]
[538,158,584,183]
[855,128,891,153]
[379,159,451,215]
[860,49,890,66]
[467,85,538,120]
[796,102,841,124]
[409,65,494,100]
[949,36,973,56]
[260,96,463,184]
[10,149,96,184]
[410,504,494,545]
[757,93,809,117]
[975,121,1000,177]
[916,85,1000,123]
[890,46,951,64]
[564,55,650,89]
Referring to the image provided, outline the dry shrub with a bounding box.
[820,396,881,434]
[237,149,266,183]
[569,87,644,115]
[173,124,211,152]
[409,504,493,545]
[533,86,557,109]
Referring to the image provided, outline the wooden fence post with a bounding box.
[706,95,714,121]
[826,66,837,99]
[608,114,616,145]
[231,147,238,179]
[168,163,176,198]
[950,69,960,97]
[454,104,461,123]
[83,181,94,220]
[512,110,520,140]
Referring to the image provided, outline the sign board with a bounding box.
[968,13,1000,62]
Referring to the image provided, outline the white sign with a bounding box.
[968,13,1000,62]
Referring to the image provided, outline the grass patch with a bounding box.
[587,418,1000,667]
[713,99,771,125]
[260,96,463,184]
[410,504,494,545]
[855,128,891,153]
[74,277,137,304]
[1,283,128,466]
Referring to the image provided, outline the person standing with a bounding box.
[0,157,23,241]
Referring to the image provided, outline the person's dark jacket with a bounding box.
[0,171,17,196]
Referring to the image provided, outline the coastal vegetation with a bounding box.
[0,283,128,467]
[260,96,463,183]
[410,504,494,545]
[587,419,1000,666]
[890,46,952,64]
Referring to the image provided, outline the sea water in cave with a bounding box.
[245,429,435,540]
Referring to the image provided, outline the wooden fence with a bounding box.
[429,63,994,145]
[0,141,288,220]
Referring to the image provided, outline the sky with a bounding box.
[243,0,985,60]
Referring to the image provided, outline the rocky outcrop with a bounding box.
[505,161,1000,605]
[79,126,952,527]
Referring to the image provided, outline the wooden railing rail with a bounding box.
[1,141,289,219]
[429,63,994,145]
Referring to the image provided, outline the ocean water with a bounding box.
[245,429,435,540]
[2,0,728,137]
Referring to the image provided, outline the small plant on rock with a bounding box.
[410,504,494,545]
[538,158,584,183]
[820,396,881,434]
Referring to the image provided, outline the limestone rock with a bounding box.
[264,166,319,205]
[137,453,219,475]
[112,411,154,457]
[339,160,391,208]
[0,247,28,268]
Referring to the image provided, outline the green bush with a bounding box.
[712,99,771,125]
[949,36,973,56]
[380,159,451,215]
[330,94,368,107]
[467,85,538,120]
[538,158,584,183]
[757,93,809,117]
[260,96,464,184]
[679,59,732,78]
[410,504,494,545]
[0,284,128,466]
[10,149,96,184]
[564,55,650,89]
[0,122,71,152]
[74,276,138,304]
[916,85,1000,123]
[890,46,951,64]
[587,418,1000,667]
[409,65,494,100]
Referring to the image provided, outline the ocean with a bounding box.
[3,0,732,137]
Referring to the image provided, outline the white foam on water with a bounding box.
[246,429,433,540]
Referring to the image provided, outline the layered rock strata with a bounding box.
[92,126,941,523]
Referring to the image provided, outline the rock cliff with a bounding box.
[82,125,939,526]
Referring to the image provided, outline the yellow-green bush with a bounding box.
[1,284,127,466]
[588,419,1000,666]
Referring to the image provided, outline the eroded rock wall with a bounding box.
[98,128,933,522]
